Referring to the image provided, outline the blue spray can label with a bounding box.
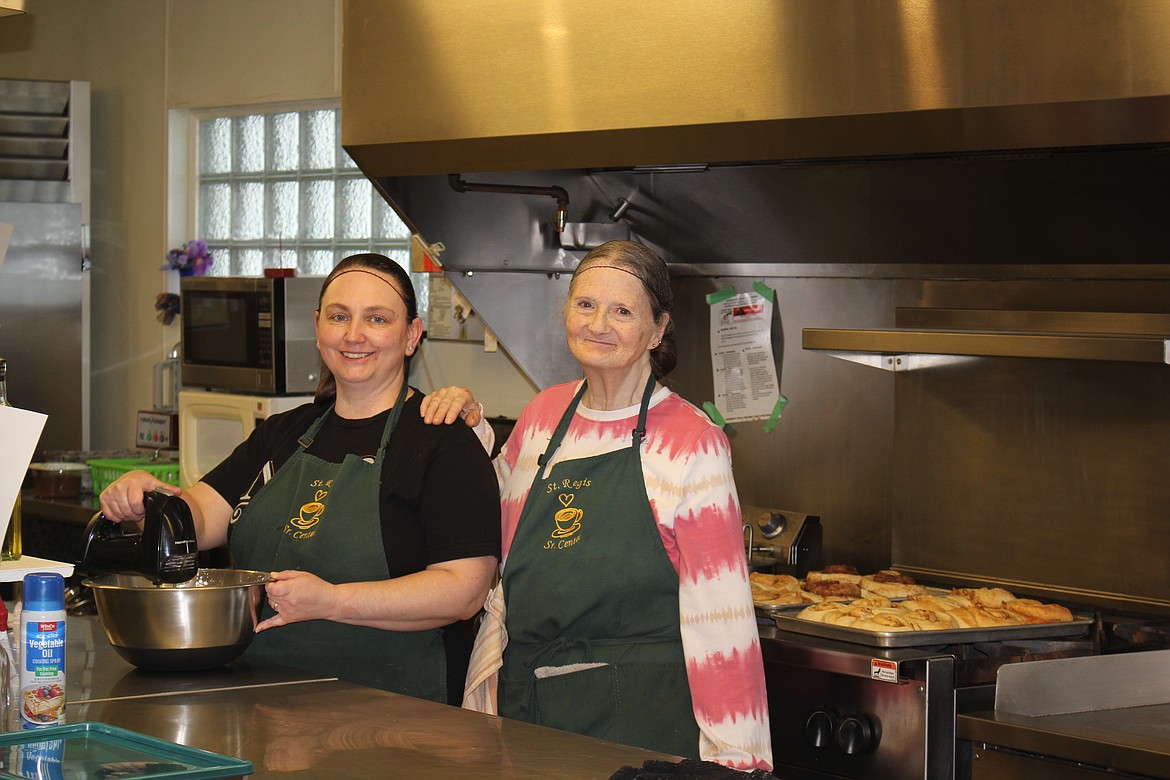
[13,737,65,780]
[19,573,66,727]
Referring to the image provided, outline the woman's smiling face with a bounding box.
[314,268,422,396]
[564,265,667,376]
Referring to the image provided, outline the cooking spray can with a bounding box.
[19,573,66,728]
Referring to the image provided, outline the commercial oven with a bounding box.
[761,600,1170,779]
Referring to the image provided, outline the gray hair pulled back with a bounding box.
[571,240,676,379]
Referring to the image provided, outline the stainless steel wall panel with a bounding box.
[888,279,1170,607]
[679,272,1170,602]
[443,270,582,391]
[0,79,89,454]
[0,200,85,453]
[671,275,896,573]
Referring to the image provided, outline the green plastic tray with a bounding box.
[0,722,252,779]
[87,458,180,494]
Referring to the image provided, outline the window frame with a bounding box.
[179,100,415,282]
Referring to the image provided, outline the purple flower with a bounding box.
[162,240,213,274]
[187,240,209,259]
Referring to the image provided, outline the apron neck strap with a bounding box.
[296,380,410,457]
[537,374,657,467]
[631,373,656,446]
[297,412,329,449]
[537,382,588,467]
[378,380,411,450]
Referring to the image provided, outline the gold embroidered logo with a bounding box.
[550,493,583,540]
[287,489,328,538]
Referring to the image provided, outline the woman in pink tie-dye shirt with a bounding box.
[422,240,772,770]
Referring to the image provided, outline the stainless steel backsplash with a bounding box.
[670,271,1170,612]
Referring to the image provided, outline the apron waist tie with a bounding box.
[523,636,594,670]
[515,632,681,670]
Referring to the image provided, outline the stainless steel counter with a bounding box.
[33,616,680,779]
[71,680,675,778]
[64,615,335,704]
[959,708,1170,779]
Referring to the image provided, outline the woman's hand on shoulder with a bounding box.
[419,386,481,427]
[98,469,183,523]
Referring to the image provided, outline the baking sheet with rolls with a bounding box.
[773,613,1093,647]
[750,567,943,618]
[754,587,953,618]
[771,584,1090,646]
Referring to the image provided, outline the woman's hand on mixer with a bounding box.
[98,469,183,523]
[419,386,481,426]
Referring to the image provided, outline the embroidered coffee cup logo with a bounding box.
[550,493,583,539]
[289,489,328,534]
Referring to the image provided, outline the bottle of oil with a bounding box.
[2,492,19,561]
[0,357,22,561]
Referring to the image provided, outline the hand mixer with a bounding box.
[80,489,199,584]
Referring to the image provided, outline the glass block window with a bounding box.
[196,107,425,311]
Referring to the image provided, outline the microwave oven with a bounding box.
[178,389,314,486]
[180,276,321,395]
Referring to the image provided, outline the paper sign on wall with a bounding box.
[0,404,48,541]
[428,274,487,342]
[709,287,783,425]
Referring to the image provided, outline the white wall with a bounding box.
[0,0,534,451]
[412,340,537,420]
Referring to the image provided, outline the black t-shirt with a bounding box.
[204,391,501,570]
[202,390,501,702]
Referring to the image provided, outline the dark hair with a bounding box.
[313,253,419,404]
[571,240,676,378]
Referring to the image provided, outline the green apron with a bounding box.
[229,383,447,702]
[498,377,700,758]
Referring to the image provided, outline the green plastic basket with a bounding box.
[87,457,181,494]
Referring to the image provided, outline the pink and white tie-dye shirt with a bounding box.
[489,381,772,771]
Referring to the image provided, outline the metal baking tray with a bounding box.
[754,586,953,619]
[754,601,811,618]
[773,614,1094,647]
[0,721,253,779]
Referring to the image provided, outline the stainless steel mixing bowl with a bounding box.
[85,569,269,672]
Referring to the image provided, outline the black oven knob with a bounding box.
[804,708,838,749]
[836,713,878,755]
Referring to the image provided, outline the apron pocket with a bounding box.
[532,661,698,758]
[532,663,617,736]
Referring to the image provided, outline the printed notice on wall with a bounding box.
[428,274,486,342]
[710,290,781,423]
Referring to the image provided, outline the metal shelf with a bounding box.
[802,310,1170,371]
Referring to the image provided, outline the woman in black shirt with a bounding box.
[98,254,501,703]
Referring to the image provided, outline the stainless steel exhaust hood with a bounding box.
[343,1,1170,175]
[341,1,1170,387]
